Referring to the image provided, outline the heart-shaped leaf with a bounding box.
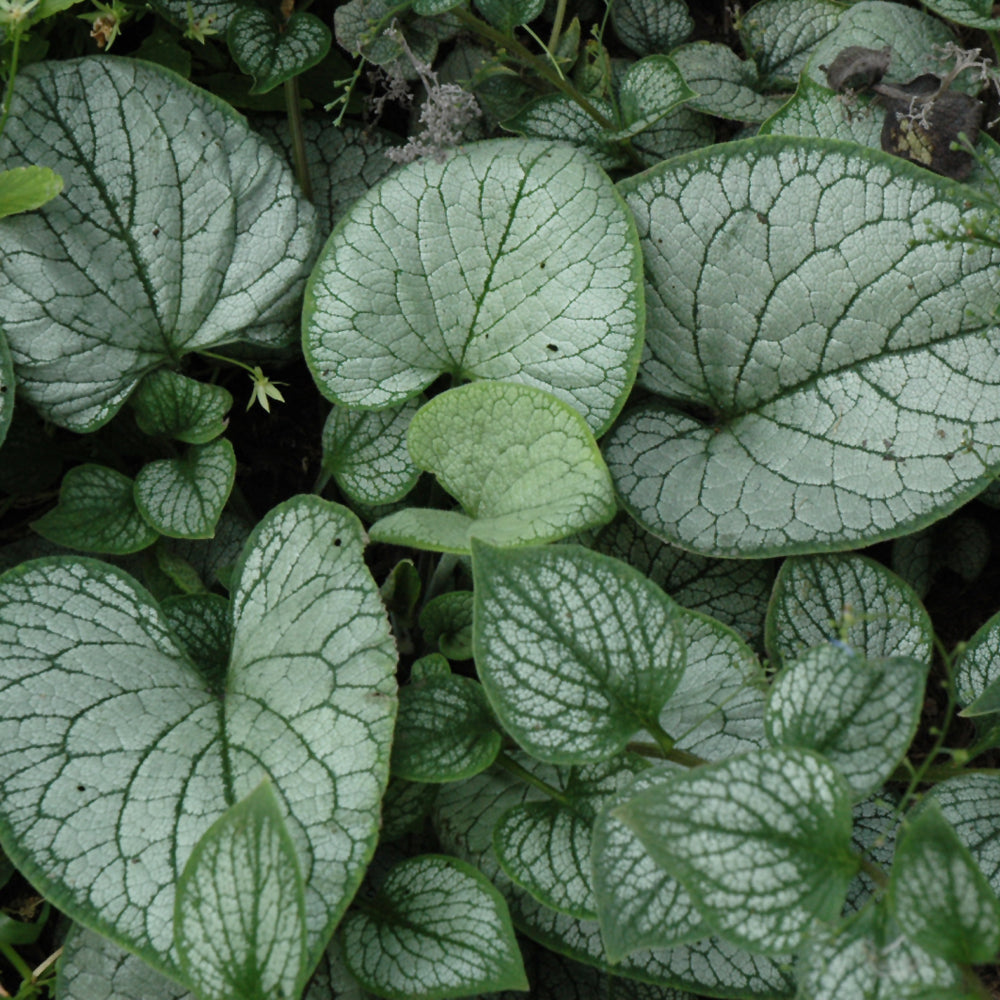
[0,57,318,431]
[608,136,1000,557]
[474,0,544,32]
[130,370,232,445]
[765,553,933,668]
[611,0,693,56]
[133,439,236,539]
[766,645,928,799]
[472,541,686,764]
[889,800,1000,965]
[370,382,617,554]
[303,138,644,435]
[0,495,396,987]
[32,464,159,554]
[616,747,859,955]
[228,9,332,95]
[174,780,308,1000]
[339,854,528,999]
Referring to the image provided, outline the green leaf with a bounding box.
[474,0,543,32]
[147,0,240,34]
[228,9,331,95]
[920,0,999,29]
[797,901,964,1000]
[592,514,774,651]
[130,369,232,444]
[32,463,159,554]
[738,0,840,87]
[339,854,528,999]
[608,136,1000,557]
[614,56,695,139]
[390,670,502,782]
[616,748,859,955]
[610,0,693,56]
[929,774,1000,896]
[321,398,421,506]
[655,610,768,760]
[473,541,685,764]
[133,439,236,539]
[502,96,629,171]
[175,781,307,1000]
[370,382,617,554]
[592,769,710,960]
[760,74,884,147]
[161,593,229,694]
[0,496,397,986]
[0,166,63,218]
[766,645,927,799]
[0,57,318,431]
[419,590,473,660]
[956,610,1000,716]
[303,138,644,435]
[889,800,1000,965]
[671,43,787,122]
[432,763,795,997]
[765,554,933,668]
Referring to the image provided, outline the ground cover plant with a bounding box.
[4,0,1000,997]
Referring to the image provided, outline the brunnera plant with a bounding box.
[2,1,1000,999]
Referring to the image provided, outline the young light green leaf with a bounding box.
[228,9,331,94]
[303,138,644,435]
[370,382,617,554]
[889,800,1000,965]
[0,496,396,986]
[321,398,422,506]
[671,43,787,122]
[339,854,528,999]
[390,670,502,782]
[32,463,159,554]
[175,781,307,1000]
[130,370,232,445]
[473,541,685,764]
[616,747,859,955]
[0,165,63,218]
[609,136,1000,557]
[0,57,318,431]
[610,0,693,56]
[766,645,928,799]
[592,769,710,960]
[133,439,236,540]
[765,554,933,668]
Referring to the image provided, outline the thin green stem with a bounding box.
[546,0,566,51]
[493,750,572,806]
[197,349,256,375]
[522,22,564,80]
[0,942,32,984]
[627,739,708,769]
[452,7,614,129]
[0,27,23,143]
[283,76,312,201]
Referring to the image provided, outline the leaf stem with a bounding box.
[452,7,614,128]
[546,0,566,51]
[493,751,571,806]
[283,75,313,201]
[0,27,23,143]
